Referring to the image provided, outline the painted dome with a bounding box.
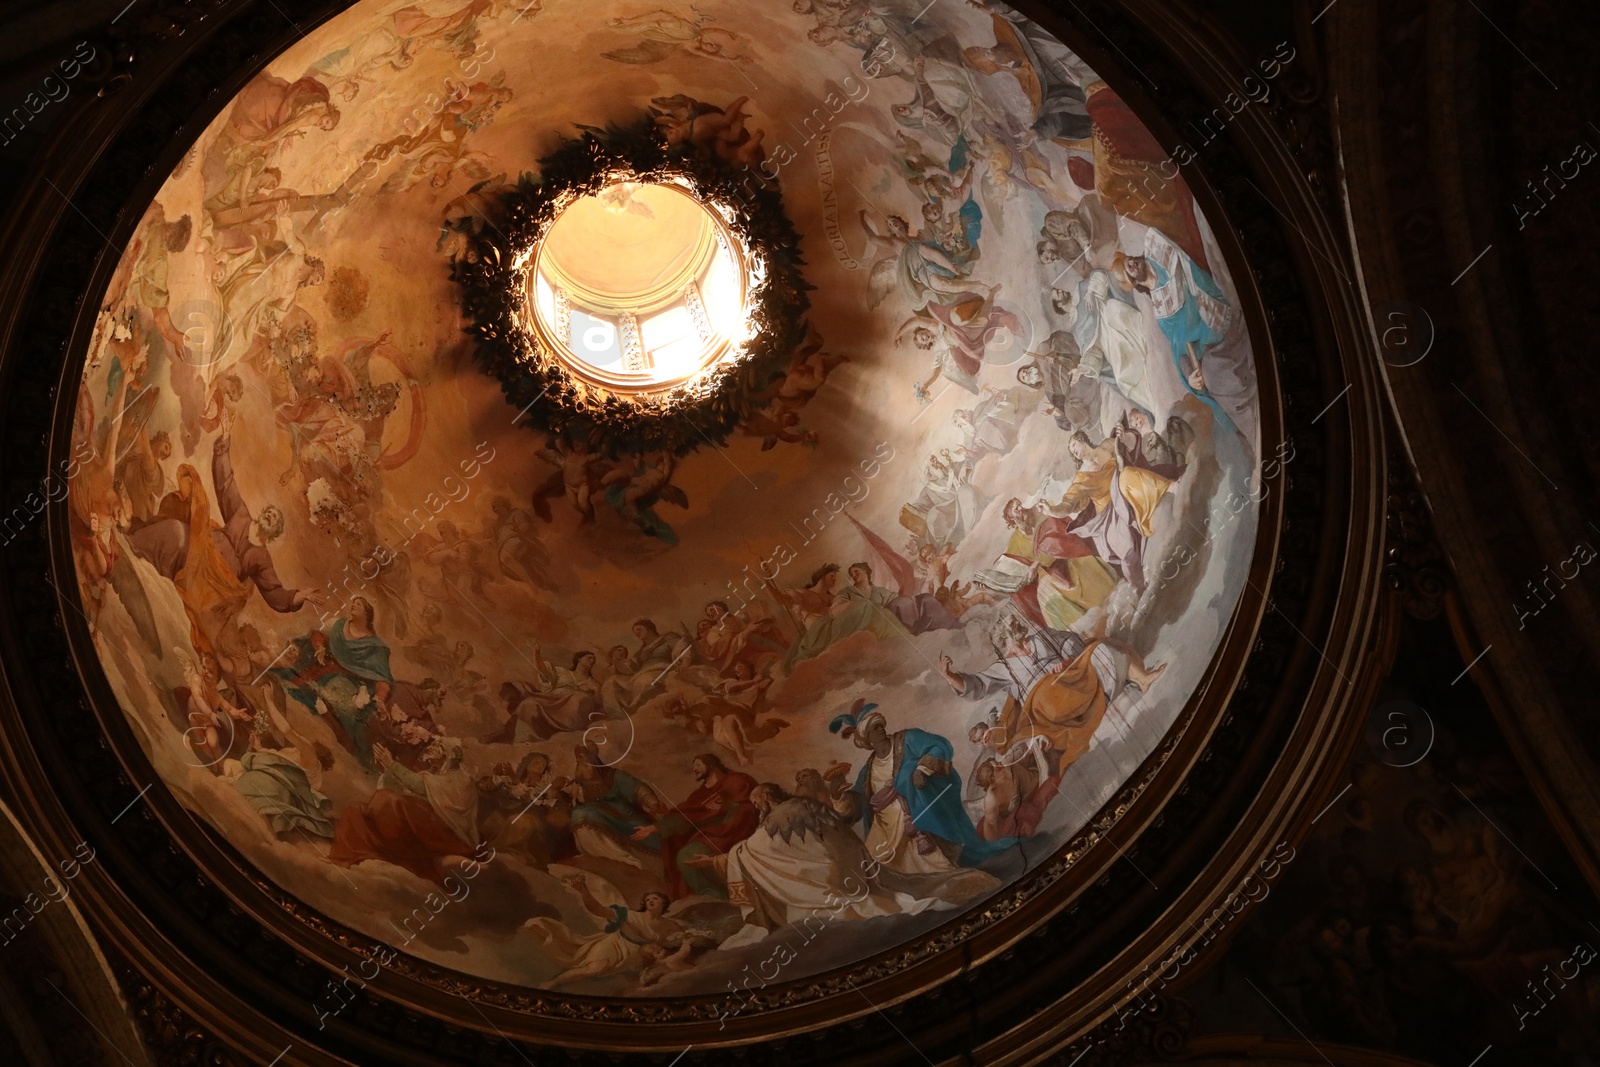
[69,0,1261,999]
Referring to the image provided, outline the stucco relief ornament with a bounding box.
[452,117,811,457]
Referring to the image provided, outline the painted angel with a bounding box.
[174,646,255,770]
[436,173,509,256]
[650,95,766,169]
[893,130,969,205]
[530,438,608,523]
[740,406,818,451]
[598,452,688,544]
[749,327,848,416]
[525,869,730,989]
[488,496,555,590]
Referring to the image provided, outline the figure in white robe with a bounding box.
[1055,270,1157,421]
[902,452,978,548]
[213,233,324,373]
[525,878,683,986]
[953,384,1031,459]
[712,785,916,932]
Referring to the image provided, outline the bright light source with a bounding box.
[642,305,696,352]
[702,246,744,340]
[527,179,753,394]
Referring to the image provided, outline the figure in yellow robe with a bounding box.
[1051,433,1175,592]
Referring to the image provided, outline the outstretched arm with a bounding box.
[211,435,250,527]
[213,435,311,612]
[243,548,311,614]
[379,757,428,797]
[1030,739,1052,783]
[937,653,966,693]
[894,314,934,345]
[608,9,675,27]
[684,851,728,875]
[562,876,620,921]
[917,242,960,276]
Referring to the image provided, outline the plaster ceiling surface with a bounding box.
[66,0,1262,999]
[538,182,718,305]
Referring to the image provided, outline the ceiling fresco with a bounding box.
[67,0,1262,998]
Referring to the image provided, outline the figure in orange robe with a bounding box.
[1077,86,1210,274]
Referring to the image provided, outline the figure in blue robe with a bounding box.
[1126,229,1236,433]
[831,703,1015,868]
[273,614,394,768]
[568,760,663,858]
[937,194,983,274]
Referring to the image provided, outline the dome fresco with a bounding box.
[69,0,1261,998]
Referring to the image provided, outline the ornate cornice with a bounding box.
[1326,0,1600,891]
[1384,455,1451,621]
[113,954,248,1067]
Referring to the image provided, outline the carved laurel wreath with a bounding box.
[452,117,812,457]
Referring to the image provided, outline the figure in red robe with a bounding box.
[1076,86,1209,274]
[632,755,758,898]
[988,499,1121,632]
[330,741,479,885]
[224,73,340,149]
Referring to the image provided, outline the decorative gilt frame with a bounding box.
[0,0,1393,1063]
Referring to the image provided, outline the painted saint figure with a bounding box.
[705,783,920,932]
[329,739,480,885]
[1118,229,1234,430]
[779,565,909,672]
[229,750,336,838]
[477,752,576,869]
[484,649,607,742]
[1047,431,1176,593]
[830,701,1005,907]
[631,754,758,898]
[126,434,321,663]
[567,746,668,866]
[899,285,1022,398]
[1053,271,1156,421]
[273,597,395,767]
[837,558,962,635]
[1116,408,1192,480]
[940,615,1165,776]
[995,499,1120,631]
[952,384,1032,459]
